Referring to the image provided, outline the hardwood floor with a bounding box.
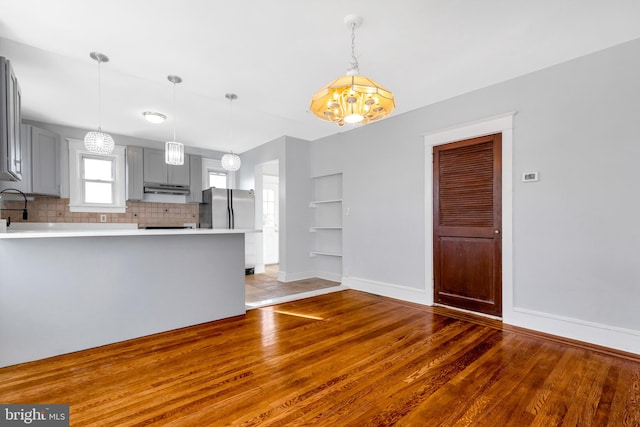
[1,290,638,426]
[245,264,341,306]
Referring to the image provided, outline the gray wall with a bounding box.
[311,38,640,350]
[238,136,312,281]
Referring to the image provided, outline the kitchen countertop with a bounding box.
[0,223,260,239]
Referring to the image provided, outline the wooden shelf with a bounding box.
[310,251,342,257]
[310,226,342,232]
[310,199,343,207]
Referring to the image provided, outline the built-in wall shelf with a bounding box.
[310,199,343,207]
[310,226,342,232]
[310,173,343,275]
[310,251,342,257]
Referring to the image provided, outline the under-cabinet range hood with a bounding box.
[143,182,190,195]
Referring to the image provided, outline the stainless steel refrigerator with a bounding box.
[199,188,255,229]
[199,188,256,273]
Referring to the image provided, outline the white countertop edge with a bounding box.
[0,228,261,239]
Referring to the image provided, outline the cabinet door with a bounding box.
[0,58,22,181]
[8,61,22,180]
[0,124,30,192]
[143,148,167,184]
[126,146,144,200]
[186,154,202,203]
[31,126,60,196]
[167,154,190,186]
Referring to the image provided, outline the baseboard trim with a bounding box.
[277,271,316,282]
[505,306,640,355]
[342,276,429,305]
[342,277,640,356]
[315,271,342,283]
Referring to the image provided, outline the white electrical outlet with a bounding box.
[100,214,107,223]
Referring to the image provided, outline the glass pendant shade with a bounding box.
[221,153,241,171]
[310,74,395,127]
[84,129,115,154]
[85,52,115,153]
[165,141,184,165]
[165,75,184,165]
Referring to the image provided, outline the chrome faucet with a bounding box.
[0,188,29,226]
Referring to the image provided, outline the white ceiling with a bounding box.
[1,0,639,154]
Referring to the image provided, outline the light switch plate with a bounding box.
[522,171,539,182]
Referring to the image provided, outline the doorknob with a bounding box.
[494,230,500,234]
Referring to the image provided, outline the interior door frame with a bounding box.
[424,112,515,320]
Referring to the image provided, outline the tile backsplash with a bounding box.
[0,196,199,227]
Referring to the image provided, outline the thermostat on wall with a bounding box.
[522,171,539,182]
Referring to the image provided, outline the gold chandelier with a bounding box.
[310,15,395,127]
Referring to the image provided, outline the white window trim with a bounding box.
[68,139,127,213]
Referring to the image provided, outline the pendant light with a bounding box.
[310,14,395,127]
[84,52,115,153]
[221,93,241,171]
[165,75,184,165]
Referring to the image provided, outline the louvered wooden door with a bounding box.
[433,134,502,316]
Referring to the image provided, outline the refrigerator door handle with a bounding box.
[227,189,233,229]
[229,189,235,229]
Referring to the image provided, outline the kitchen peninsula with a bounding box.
[0,226,254,367]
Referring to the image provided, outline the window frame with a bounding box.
[68,139,126,213]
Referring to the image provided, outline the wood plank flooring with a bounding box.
[1,290,638,426]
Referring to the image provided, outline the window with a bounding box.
[263,188,275,227]
[208,170,227,189]
[82,156,114,204]
[68,139,126,213]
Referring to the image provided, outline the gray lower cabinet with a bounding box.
[0,124,60,196]
[143,147,190,186]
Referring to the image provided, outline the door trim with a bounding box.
[424,112,515,321]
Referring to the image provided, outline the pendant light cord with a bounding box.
[172,82,177,141]
[229,96,233,150]
[97,59,102,131]
[350,22,359,74]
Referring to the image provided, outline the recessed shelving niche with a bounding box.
[310,173,343,282]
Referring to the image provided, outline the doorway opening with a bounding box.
[245,160,343,308]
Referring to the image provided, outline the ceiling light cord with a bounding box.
[229,96,232,145]
[350,22,359,74]
[97,59,102,131]
[172,80,177,142]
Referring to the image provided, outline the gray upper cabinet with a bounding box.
[0,57,22,181]
[143,148,168,184]
[143,148,190,186]
[0,124,61,196]
[31,126,60,195]
[167,160,190,186]
[126,146,144,200]
[186,154,202,203]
